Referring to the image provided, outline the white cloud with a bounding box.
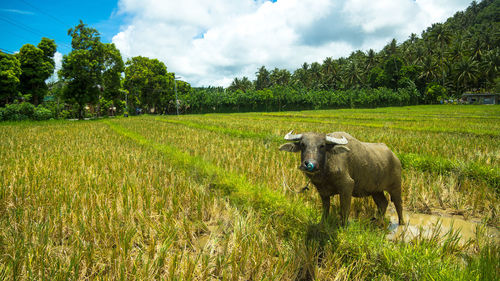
[54,51,63,71]
[0,9,35,15]
[112,0,470,87]
[48,51,63,82]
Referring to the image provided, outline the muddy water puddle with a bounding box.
[385,209,499,243]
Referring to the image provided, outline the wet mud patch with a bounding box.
[386,208,499,244]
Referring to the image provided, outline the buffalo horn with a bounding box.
[284,130,303,141]
[326,134,348,145]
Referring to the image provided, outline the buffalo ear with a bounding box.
[279,143,300,152]
[332,145,350,154]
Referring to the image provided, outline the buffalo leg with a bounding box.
[339,187,353,225]
[389,190,404,225]
[371,192,388,218]
[320,195,330,223]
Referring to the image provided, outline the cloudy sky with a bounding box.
[1,0,471,87]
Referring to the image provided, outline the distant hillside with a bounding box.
[225,0,499,99]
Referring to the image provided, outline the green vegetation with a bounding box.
[1,105,498,279]
[123,56,191,115]
[59,20,124,119]
[222,0,499,102]
[0,21,191,121]
[185,0,499,113]
[1,0,499,120]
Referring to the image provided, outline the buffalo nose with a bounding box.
[304,160,316,171]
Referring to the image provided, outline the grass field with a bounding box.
[0,105,499,280]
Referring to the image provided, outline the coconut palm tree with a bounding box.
[228,76,253,92]
[321,57,339,90]
[292,63,310,89]
[480,48,499,89]
[455,57,480,91]
[309,62,322,89]
[365,49,378,70]
[343,61,363,89]
[419,56,438,84]
[254,66,270,90]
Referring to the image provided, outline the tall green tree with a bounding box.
[59,21,106,119]
[38,37,57,69]
[455,56,480,91]
[308,62,322,89]
[254,66,271,90]
[124,56,173,113]
[480,47,499,90]
[18,39,56,105]
[270,68,291,87]
[383,55,404,90]
[428,23,451,88]
[102,43,124,107]
[59,21,123,118]
[228,76,253,93]
[292,63,310,89]
[419,56,438,85]
[0,52,21,105]
[321,57,339,90]
[342,61,363,89]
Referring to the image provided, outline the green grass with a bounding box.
[156,116,500,191]
[0,105,499,280]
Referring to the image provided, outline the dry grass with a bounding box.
[0,105,498,280]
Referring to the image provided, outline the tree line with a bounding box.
[0,20,190,120]
[0,0,498,120]
[191,0,497,113]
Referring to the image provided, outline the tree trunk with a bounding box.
[78,103,84,120]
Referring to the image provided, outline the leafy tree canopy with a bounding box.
[0,52,22,105]
[19,39,56,105]
[59,20,124,119]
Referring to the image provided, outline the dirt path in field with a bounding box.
[385,207,499,244]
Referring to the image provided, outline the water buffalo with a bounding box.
[280,130,404,225]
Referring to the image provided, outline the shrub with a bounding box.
[59,110,70,119]
[425,83,447,104]
[2,102,34,121]
[19,101,35,116]
[33,106,53,120]
[0,102,56,121]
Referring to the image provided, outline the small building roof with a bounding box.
[462,92,500,97]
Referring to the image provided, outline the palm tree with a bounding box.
[309,62,322,89]
[321,57,339,90]
[386,38,398,57]
[228,76,253,92]
[292,63,310,89]
[480,48,499,89]
[409,33,418,44]
[429,24,452,53]
[455,57,480,91]
[270,68,291,87]
[412,44,426,65]
[365,49,377,70]
[469,37,484,61]
[419,56,438,84]
[342,61,363,89]
[447,40,465,62]
[254,66,270,90]
[321,57,334,76]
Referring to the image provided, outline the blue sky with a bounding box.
[1,0,471,87]
[0,0,124,54]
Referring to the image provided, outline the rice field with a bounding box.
[0,105,499,280]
